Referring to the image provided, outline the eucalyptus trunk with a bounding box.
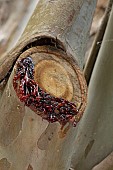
[71,2,113,170]
[0,0,97,170]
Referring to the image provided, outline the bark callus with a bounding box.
[13,45,87,128]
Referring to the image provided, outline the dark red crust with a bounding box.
[13,57,80,126]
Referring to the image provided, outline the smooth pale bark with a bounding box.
[92,152,113,170]
[71,4,113,170]
[0,0,96,170]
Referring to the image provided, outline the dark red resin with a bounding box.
[13,57,79,126]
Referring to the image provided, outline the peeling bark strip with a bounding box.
[0,0,97,169]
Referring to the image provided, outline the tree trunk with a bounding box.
[0,0,96,169]
[71,2,113,170]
